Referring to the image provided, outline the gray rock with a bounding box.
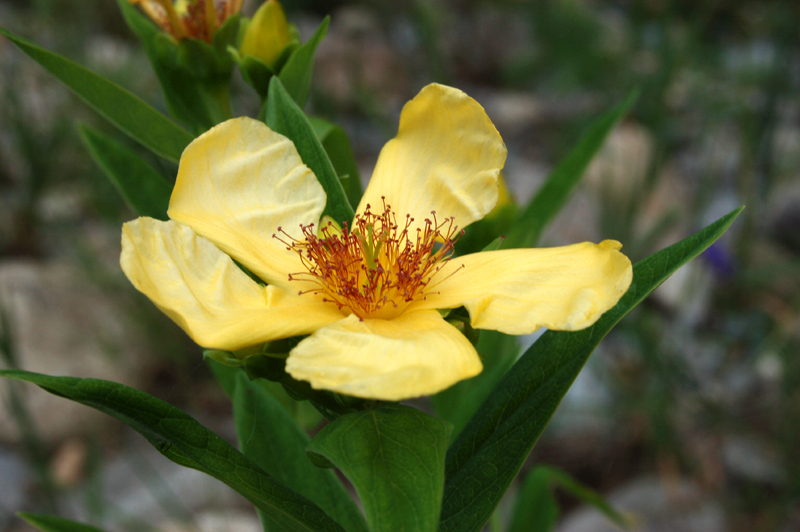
[0,259,153,444]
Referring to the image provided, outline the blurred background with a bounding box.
[0,0,798,531]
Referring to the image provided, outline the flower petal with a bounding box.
[357,84,507,232]
[168,117,326,288]
[413,241,633,334]
[285,310,483,401]
[121,217,343,351]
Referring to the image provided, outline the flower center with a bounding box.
[275,201,462,320]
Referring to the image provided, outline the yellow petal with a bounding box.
[168,117,326,288]
[357,84,507,232]
[285,310,483,401]
[413,241,633,334]
[121,217,343,351]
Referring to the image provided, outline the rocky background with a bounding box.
[1,0,799,531]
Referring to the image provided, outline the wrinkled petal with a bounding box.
[121,217,343,351]
[357,84,507,233]
[285,310,483,400]
[168,117,326,288]
[412,241,633,334]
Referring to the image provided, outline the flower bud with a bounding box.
[240,0,293,70]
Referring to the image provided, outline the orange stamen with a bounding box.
[274,200,464,320]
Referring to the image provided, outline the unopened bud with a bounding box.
[240,0,293,70]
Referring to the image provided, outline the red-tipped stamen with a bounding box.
[274,200,462,319]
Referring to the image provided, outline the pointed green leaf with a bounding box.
[508,466,631,532]
[279,18,329,108]
[440,207,744,532]
[540,467,631,529]
[77,123,172,220]
[232,373,369,532]
[309,116,363,208]
[503,89,640,249]
[266,77,354,224]
[508,468,558,532]
[0,26,193,162]
[306,404,451,532]
[19,513,108,532]
[0,370,345,532]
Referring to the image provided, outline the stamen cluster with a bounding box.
[275,201,463,320]
[133,0,241,42]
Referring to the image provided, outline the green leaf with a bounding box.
[77,123,172,220]
[279,18,329,108]
[508,468,558,532]
[0,25,193,163]
[0,370,346,532]
[439,207,744,532]
[19,513,108,532]
[266,77,354,224]
[306,404,452,532]
[503,89,639,249]
[232,373,370,532]
[309,117,364,208]
[508,466,630,532]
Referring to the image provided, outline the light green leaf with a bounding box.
[0,26,193,163]
[77,123,172,221]
[309,116,363,209]
[232,372,369,532]
[503,89,639,249]
[440,207,744,532]
[18,513,108,532]
[306,404,452,532]
[279,18,329,108]
[0,370,346,532]
[266,77,354,224]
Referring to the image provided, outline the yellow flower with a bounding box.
[129,0,242,42]
[120,84,633,401]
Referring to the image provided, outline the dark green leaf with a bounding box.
[440,207,743,532]
[0,370,346,532]
[266,77,354,224]
[232,373,369,532]
[432,331,519,437]
[77,123,172,220]
[208,359,324,431]
[309,116,363,208]
[19,513,108,532]
[508,468,558,532]
[279,18,329,108]
[307,404,451,532]
[503,90,639,249]
[0,25,193,162]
